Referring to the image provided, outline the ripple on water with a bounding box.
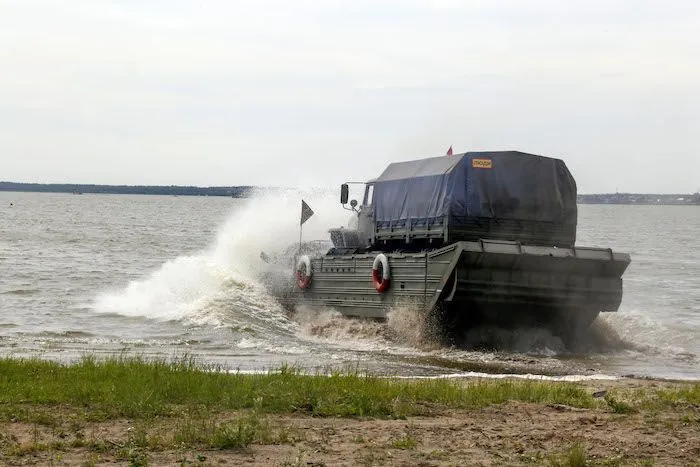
[1,288,40,295]
[35,330,96,338]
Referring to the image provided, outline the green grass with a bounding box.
[0,356,697,464]
[655,384,700,406]
[172,405,294,451]
[391,434,418,450]
[0,356,597,421]
[172,417,263,450]
[565,442,588,467]
[604,394,636,414]
[606,384,700,414]
[548,442,588,467]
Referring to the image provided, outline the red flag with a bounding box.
[446,145,453,156]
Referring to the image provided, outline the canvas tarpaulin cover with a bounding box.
[372,151,577,226]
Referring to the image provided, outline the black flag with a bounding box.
[300,200,314,226]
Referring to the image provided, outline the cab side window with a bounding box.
[363,184,374,206]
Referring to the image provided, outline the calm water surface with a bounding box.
[1,192,698,380]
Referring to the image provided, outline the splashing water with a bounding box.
[386,304,442,350]
[93,190,349,332]
[295,307,388,344]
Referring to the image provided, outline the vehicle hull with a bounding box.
[280,239,631,339]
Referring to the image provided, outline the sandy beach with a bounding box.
[2,376,697,466]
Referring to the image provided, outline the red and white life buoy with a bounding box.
[372,253,390,293]
[295,255,312,289]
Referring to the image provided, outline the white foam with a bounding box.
[222,367,619,382]
[387,372,619,382]
[92,190,349,330]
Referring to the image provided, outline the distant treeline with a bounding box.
[0,182,254,197]
[578,193,700,205]
[2,182,699,205]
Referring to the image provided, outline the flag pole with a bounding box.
[299,199,314,255]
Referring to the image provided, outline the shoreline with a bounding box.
[3,184,699,205]
[1,357,697,466]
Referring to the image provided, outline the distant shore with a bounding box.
[0,181,254,198]
[2,182,699,205]
[578,193,700,205]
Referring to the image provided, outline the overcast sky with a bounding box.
[1,0,698,193]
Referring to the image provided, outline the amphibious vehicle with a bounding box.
[278,151,630,340]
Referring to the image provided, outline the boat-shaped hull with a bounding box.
[280,239,630,340]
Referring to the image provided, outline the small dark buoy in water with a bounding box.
[9,202,12,207]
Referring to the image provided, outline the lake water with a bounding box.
[1,191,698,380]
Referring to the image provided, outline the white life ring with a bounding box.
[371,253,390,293]
[295,255,312,289]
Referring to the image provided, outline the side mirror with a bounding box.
[350,199,357,209]
[340,183,349,204]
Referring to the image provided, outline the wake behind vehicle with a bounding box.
[277,150,631,341]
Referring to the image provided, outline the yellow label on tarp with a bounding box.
[472,158,492,169]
